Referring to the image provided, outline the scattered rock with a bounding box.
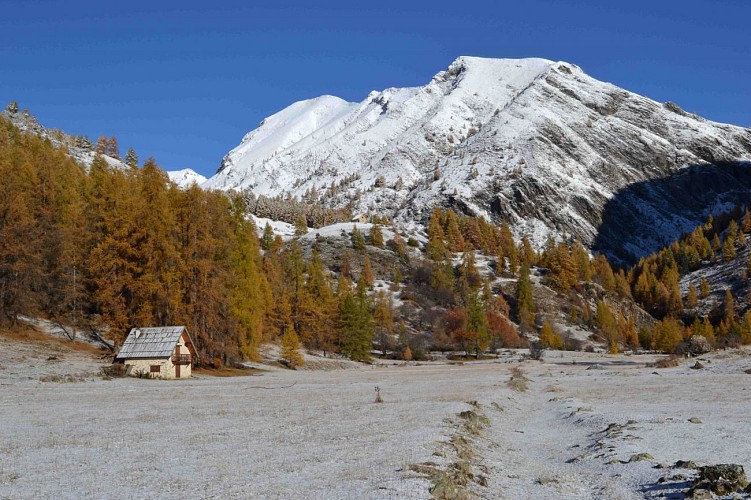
[586,364,603,370]
[674,460,700,470]
[690,361,704,370]
[685,488,713,500]
[537,475,559,485]
[687,464,749,497]
[628,453,654,463]
[688,417,702,424]
[744,368,751,374]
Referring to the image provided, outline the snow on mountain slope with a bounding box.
[206,56,751,261]
[167,168,208,188]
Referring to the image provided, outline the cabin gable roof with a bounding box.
[116,326,195,360]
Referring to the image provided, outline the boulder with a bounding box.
[687,464,749,497]
[675,336,712,356]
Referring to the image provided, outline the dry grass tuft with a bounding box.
[507,366,529,392]
[193,366,262,377]
[649,356,681,369]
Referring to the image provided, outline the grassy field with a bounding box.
[2,333,751,499]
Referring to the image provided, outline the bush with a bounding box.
[100,364,127,379]
[528,341,545,361]
[507,367,529,392]
[650,355,680,368]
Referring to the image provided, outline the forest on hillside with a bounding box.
[1,115,750,365]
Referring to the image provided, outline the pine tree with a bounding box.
[338,280,374,361]
[351,225,365,252]
[261,222,274,251]
[124,147,138,168]
[466,293,490,357]
[516,264,534,333]
[370,224,384,248]
[294,214,308,236]
[76,135,93,150]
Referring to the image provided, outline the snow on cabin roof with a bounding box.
[116,326,191,359]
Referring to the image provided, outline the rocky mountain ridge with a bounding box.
[1,104,127,171]
[206,56,751,262]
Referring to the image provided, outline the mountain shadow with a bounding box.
[593,161,751,265]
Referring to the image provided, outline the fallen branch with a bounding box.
[244,382,297,390]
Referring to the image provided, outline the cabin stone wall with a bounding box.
[124,358,190,379]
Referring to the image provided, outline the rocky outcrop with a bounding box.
[1,104,127,171]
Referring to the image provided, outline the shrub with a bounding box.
[100,364,127,379]
[528,341,544,361]
[507,366,529,392]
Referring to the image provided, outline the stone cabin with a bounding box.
[114,326,197,379]
[351,214,369,224]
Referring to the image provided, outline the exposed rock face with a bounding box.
[207,56,751,261]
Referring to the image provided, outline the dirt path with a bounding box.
[467,365,642,499]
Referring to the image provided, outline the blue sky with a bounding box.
[1,0,749,177]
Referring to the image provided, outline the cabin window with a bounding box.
[150,365,161,373]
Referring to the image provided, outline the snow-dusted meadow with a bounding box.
[2,338,751,499]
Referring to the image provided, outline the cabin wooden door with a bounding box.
[175,363,181,378]
[175,345,181,378]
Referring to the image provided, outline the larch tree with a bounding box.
[700,277,711,299]
[539,320,563,350]
[360,255,374,289]
[686,284,698,309]
[280,324,304,368]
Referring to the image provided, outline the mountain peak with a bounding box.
[204,57,751,260]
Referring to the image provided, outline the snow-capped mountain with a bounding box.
[206,56,751,261]
[168,168,207,188]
